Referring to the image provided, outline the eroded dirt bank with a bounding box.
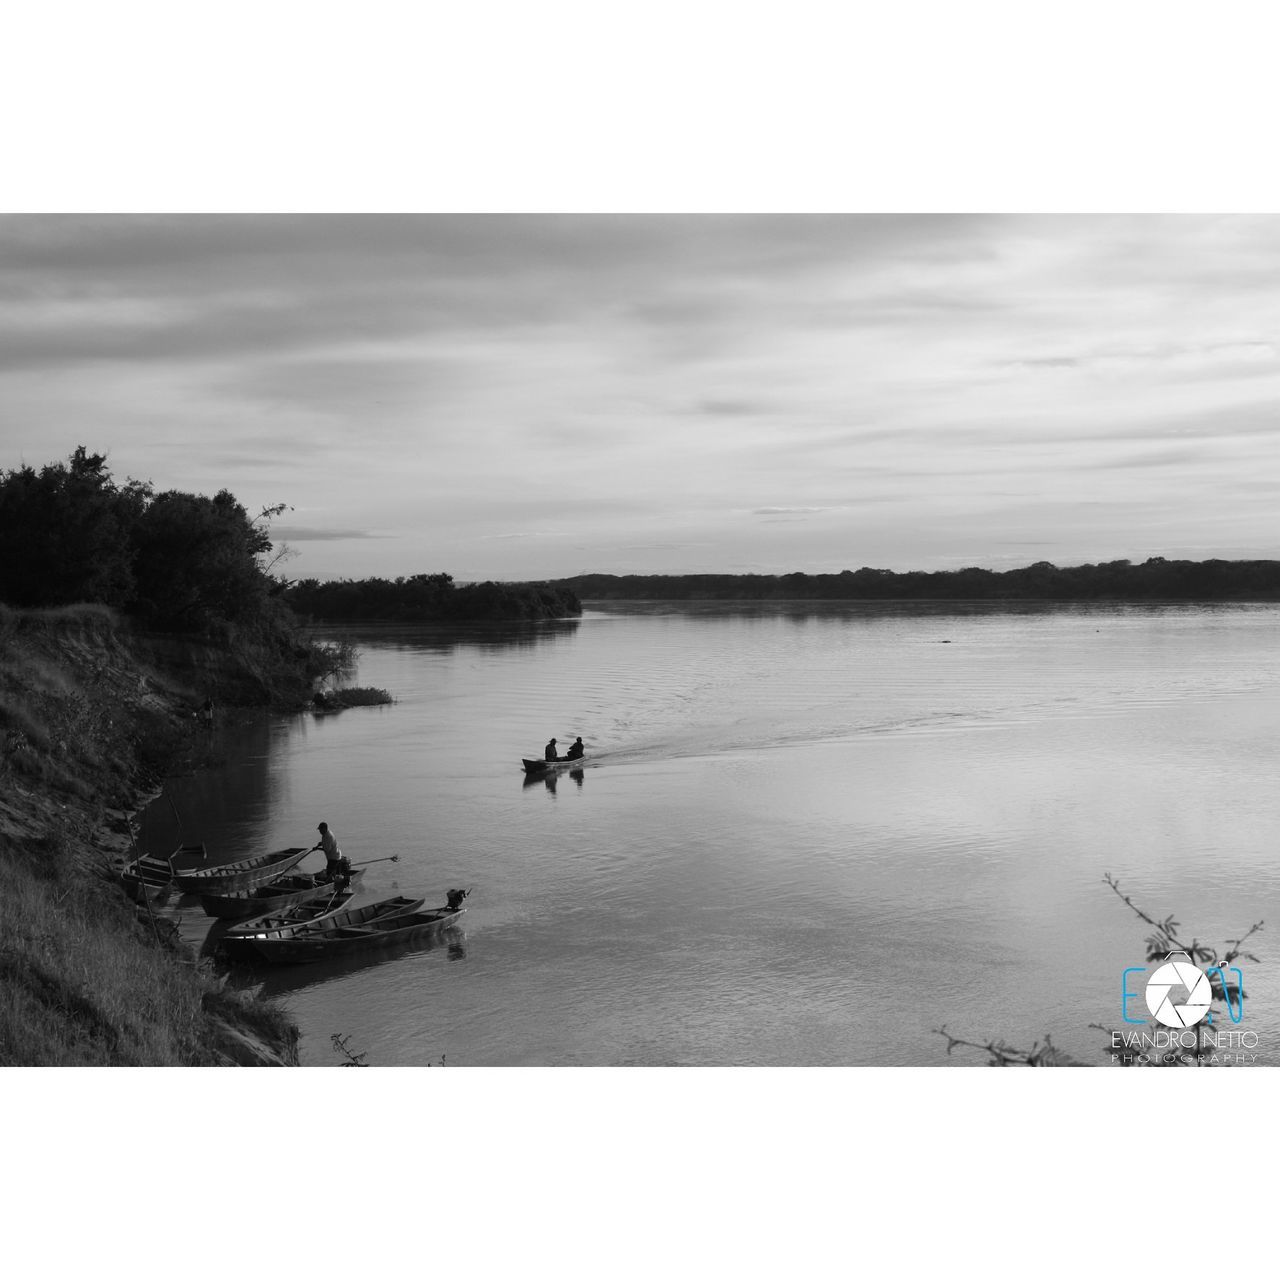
[0,604,306,1066]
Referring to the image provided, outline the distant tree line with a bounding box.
[0,447,294,636]
[285,574,582,622]
[557,559,1280,602]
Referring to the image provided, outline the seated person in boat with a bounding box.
[565,737,585,760]
[544,738,559,761]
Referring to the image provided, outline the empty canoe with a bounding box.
[171,846,311,894]
[241,904,466,964]
[219,894,426,962]
[200,868,366,919]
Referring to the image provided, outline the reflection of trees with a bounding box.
[318,617,581,657]
[137,717,278,862]
[560,559,1280,603]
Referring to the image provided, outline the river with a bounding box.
[139,601,1280,1066]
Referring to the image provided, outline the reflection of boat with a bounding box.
[120,843,209,901]
[230,924,466,1000]
[522,755,587,773]
[200,868,365,920]
[171,847,311,894]
[220,895,427,962]
[228,892,468,965]
[523,767,584,792]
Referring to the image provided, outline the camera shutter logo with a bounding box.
[1144,953,1213,1028]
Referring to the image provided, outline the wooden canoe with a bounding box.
[239,902,466,965]
[522,755,586,773]
[199,868,366,920]
[120,843,210,901]
[170,846,311,894]
[217,880,378,946]
[219,895,427,962]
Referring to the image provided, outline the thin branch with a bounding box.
[933,1026,1083,1067]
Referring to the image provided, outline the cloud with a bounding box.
[271,526,391,541]
[751,506,831,516]
[6,213,1280,579]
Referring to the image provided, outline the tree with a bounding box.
[0,447,149,607]
[131,488,274,631]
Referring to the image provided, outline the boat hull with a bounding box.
[200,869,365,919]
[120,843,209,901]
[220,894,426,963]
[522,755,586,773]
[244,907,465,964]
[171,847,310,894]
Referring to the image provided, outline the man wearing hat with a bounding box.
[544,737,559,761]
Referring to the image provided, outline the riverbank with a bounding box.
[0,603,310,1066]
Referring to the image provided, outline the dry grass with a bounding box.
[0,861,200,1064]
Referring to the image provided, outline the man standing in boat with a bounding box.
[544,737,559,761]
[312,821,343,882]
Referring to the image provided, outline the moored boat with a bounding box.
[219,894,427,962]
[120,843,209,901]
[226,891,468,964]
[170,846,311,894]
[199,868,366,920]
[216,880,376,946]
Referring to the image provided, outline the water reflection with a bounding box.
[136,715,280,861]
[309,617,580,656]
[587,599,1167,623]
[132,602,1280,1065]
[227,925,466,1000]
[522,767,586,793]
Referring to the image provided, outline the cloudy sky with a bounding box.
[2,213,1279,582]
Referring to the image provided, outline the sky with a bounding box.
[2,212,1280,582]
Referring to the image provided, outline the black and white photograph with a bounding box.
[4,2,1280,1273]
[4,210,1279,1073]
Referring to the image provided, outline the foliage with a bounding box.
[308,637,359,682]
[331,1031,369,1066]
[315,686,393,709]
[0,448,295,638]
[558,559,1280,602]
[935,1028,1081,1066]
[131,488,272,631]
[0,447,150,608]
[1100,873,1260,1012]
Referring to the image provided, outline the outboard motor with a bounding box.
[446,888,470,913]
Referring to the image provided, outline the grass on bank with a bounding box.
[0,602,300,1066]
[0,842,296,1066]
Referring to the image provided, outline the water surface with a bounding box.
[142,602,1280,1065]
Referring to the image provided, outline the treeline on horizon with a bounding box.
[284,574,582,622]
[0,449,583,632]
[555,558,1280,602]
